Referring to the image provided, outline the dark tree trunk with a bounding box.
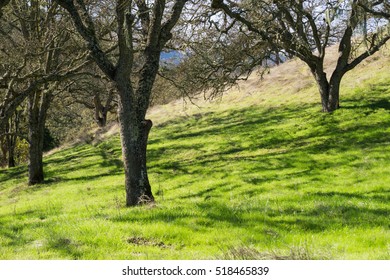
[28,90,51,185]
[114,39,161,206]
[117,88,154,206]
[95,111,107,128]
[7,143,15,167]
[313,69,341,113]
[93,94,107,127]
[122,49,160,206]
[93,91,115,127]
[99,111,107,127]
[0,137,7,167]
[140,119,153,198]
[314,71,331,112]
[328,81,341,112]
[28,125,44,185]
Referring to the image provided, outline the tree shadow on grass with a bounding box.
[0,211,82,259]
[341,82,390,111]
[109,196,389,240]
[95,141,123,169]
[44,141,124,184]
[0,165,27,184]
[142,82,390,243]
[151,105,300,146]
[264,204,390,234]
[358,98,390,111]
[0,222,32,248]
[1,145,125,199]
[148,89,390,181]
[309,190,390,204]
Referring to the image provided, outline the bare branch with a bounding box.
[54,0,116,79]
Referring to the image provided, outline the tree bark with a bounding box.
[328,75,342,111]
[28,90,51,185]
[312,67,342,113]
[117,87,154,206]
[140,119,153,198]
[28,125,44,185]
[7,139,15,167]
[313,70,330,112]
[0,137,6,167]
[316,82,341,113]
[93,94,107,127]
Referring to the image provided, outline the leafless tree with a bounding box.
[211,0,390,112]
[0,0,89,184]
[55,0,193,206]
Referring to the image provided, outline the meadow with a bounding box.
[0,48,389,259]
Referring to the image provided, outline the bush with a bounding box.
[14,138,29,165]
[43,127,59,152]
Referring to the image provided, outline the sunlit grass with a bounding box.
[0,50,389,260]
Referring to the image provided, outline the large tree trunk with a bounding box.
[313,71,331,112]
[328,78,341,112]
[7,141,15,168]
[117,89,154,206]
[28,90,51,185]
[28,124,44,185]
[313,69,341,113]
[115,44,161,206]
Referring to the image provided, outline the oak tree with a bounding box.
[1,0,89,184]
[211,0,390,112]
[55,0,191,206]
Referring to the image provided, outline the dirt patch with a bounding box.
[126,236,169,248]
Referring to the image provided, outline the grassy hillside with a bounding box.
[0,48,389,260]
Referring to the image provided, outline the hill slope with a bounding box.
[0,47,389,259]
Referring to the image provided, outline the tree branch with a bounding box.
[345,34,390,72]
[54,0,116,79]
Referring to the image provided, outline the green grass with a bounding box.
[0,53,389,260]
